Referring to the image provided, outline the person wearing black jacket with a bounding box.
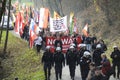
[66,46,78,80]
[92,39,98,52]
[99,39,107,52]
[110,46,120,79]
[42,46,53,80]
[84,36,92,52]
[78,44,88,59]
[53,47,65,80]
[80,51,91,80]
[54,35,62,50]
[23,24,29,41]
[93,44,104,66]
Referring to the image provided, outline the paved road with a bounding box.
[50,65,116,80]
[50,65,81,80]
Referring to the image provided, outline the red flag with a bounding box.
[14,12,20,34]
[29,30,38,48]
[82,24,89,37]
[19,11,25,36]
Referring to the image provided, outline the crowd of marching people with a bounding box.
[14,8,120,80]
[10,2,120,80]
[41,33,120,80]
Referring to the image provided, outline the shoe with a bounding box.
[60,76,62,79]
[117,77,119,80]
[113,75,116,78]
[72,77,74,80]
[48,78,50,80]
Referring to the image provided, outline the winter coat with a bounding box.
[111,50,120,64]
[93,49,104,66]
[42,51,53,67]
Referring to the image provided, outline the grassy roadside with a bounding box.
[0,31,44,80]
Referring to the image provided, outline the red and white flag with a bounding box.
[39,8,49,29]
[82,23,89,37]
[29,30,38,48]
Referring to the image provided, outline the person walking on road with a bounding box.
[110,46,120,79]
[35,34,43,53]
[53,47,65,80]
[66,46,78,80]
[80,51,91,80]
[42,46,53,80]
[93,44,104,66]
[78,44,89,60]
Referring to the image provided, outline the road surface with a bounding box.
[50,65,116,80]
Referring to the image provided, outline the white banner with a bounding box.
[50,16,67,32]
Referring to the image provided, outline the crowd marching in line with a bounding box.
[9,2,120,80]
[41,33,120,80]
[15,8,120,80]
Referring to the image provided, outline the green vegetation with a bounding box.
[12,0,34,6]
[0,31,44,80]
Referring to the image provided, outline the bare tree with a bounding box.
[0,0,7,23]
[0,0,7,44]
[3,0,11,54]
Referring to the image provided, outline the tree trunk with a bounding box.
[3,0,11,54]
[0,13,5,43]
[0,0,7,23]
[105,0,112,26]
[0,0,7,44]
[58,0,64,16]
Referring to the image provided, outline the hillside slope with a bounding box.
[34,0,120,40]
[0,32,44,80]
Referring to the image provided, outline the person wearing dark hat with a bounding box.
[42,46,53,80]
[110,46,120,79]
[66,46,78,80]
[53,47,65,80]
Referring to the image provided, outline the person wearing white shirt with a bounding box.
[35,35,43,53]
